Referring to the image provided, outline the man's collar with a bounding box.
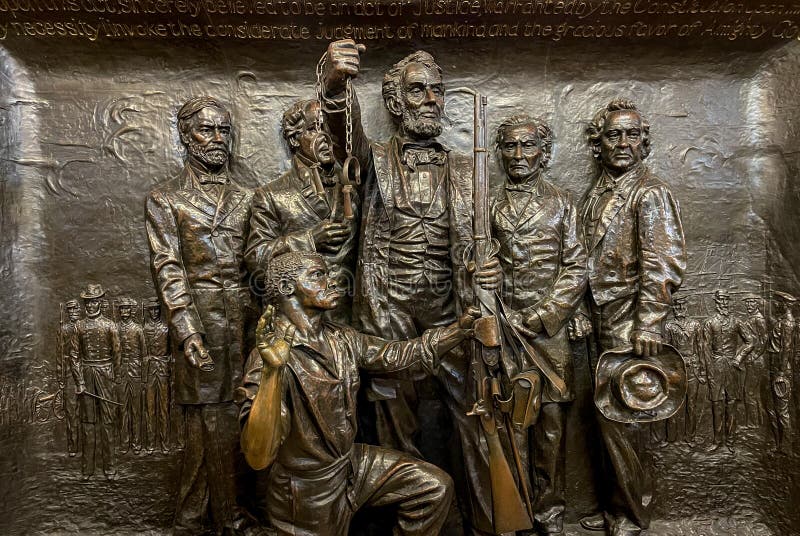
[273,314,332,349]
[505,171,544,195]
[595,163,646,193]
[187,161,230,186]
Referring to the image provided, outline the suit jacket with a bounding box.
[145,164,255,404]
[323,97,474,335]
[580,165,686,335]
[492,177,588,401]
[245,156,359,322]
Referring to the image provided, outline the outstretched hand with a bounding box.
[256,305,296,368]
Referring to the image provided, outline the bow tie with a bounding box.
[402,146,447,169]
[198,174,229,185]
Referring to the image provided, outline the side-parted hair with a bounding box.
[382,51,442,120]
[586,99,650,160]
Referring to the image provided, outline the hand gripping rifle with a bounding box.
[456,88,533,534]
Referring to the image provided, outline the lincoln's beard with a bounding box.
[400,108,443,139]
[188,139,229,168]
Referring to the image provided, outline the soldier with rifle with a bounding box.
[319,40,526,535]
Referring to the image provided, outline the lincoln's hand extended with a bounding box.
[322,39,366,96]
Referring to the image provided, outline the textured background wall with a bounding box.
[0,36,798,534]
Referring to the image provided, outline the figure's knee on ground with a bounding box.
[420,460,454,505]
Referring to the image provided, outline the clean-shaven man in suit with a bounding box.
[579,99,686,536]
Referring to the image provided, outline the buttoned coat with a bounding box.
[492,178,588,402]
[325,101,475,334]
[146,165,255,404]
[245,157,359,321]
[580,166,686,335]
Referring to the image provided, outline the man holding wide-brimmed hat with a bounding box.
[579,99,686,536]
[768,291,796,454]
[68,283,120,480]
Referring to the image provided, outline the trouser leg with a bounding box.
[146,376,157,452]
[201,404,240,535]
[685,379,699,441]
[65,385,80,455]
[120,384,133,453]
[174,406,210,536]
[81,421,95,478]
[374,380,422,458]
[352,444,454,536]
[711,400,724,445]
[157,377,170,452]
[725,397,737,445]
[598,416,651,533]
[132,382,143,453]
[531,402,567,533]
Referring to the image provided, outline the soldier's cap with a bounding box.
[595,344,687,424]
[742,293,762,301]
[146,297,161,308]
[774,291,797,303]
[714,289,730,300]
[64,299,80,308]
[117,297,137,307]
[672,295,688,304]
[80,283,106,300]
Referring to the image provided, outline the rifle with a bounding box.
[457,88,533,534]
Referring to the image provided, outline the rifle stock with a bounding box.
[460,88,533,534]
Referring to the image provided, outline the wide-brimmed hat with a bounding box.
[595,344,686,423]
[118,297,137,307]
[80,284,106,300]
[774,291,797,303]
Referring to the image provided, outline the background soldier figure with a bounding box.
[768,291,796,454]
[69,284,120,481]
[737,293,769,427]
[663,295,704,445]
[145,96,253,535]
[59,299,82,457]
[702,290,743,453]
[117,297,147,455]
[320,40,502,534]
[144,298,171,455]
[491,114,589,535]
[245,99,358,323]
[579,99,686,536]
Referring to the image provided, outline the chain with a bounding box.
[315,53,326,131]
[345,78,354,159]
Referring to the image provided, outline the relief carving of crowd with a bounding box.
[28,39,800,536]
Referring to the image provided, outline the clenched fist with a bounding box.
[322,39,366,96]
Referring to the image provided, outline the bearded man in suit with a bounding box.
[146,96,254,536]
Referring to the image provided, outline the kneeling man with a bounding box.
[236,251,479,536]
